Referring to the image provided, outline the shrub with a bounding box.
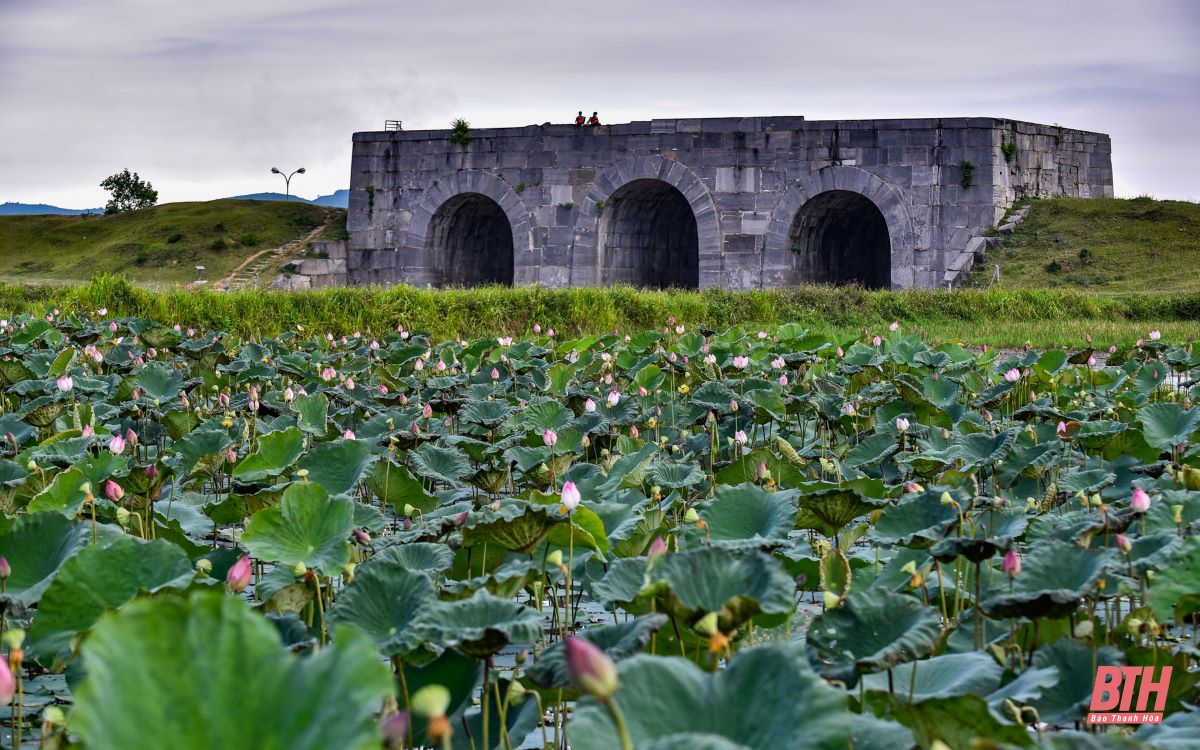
[239,234,259,247]
[210,238,228,251]
[166,232,183,244]
[449,118,472,147]
[1044,260,1063,274]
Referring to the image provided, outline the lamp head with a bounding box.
[271,167,281,174]
[296,167,306,174]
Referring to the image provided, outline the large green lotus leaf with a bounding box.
[592,557,649,608]
[204,486,283,525]
[172,428,235,479]
[526,613,668,689]
[463,501,566,554]
[131,362,185,401]
[871,490,961,548]
[371,542,455,577]
[296,439,375,495]
[647,460,706,489]
[71,590,392,750]
[242,482,354,576]
[1057,468,1116,496]
[570,642,850,750]
[794,479,889,538]
[28,537,195,665]
[232,427,304,482]
[408,443,472,486]
[1139,403,1199,451]
[849,715,916,750]
[956,428,1017,469]
[327,559,435,656]
[1030,638,1124,725]
[861,652,1001,701]
[843,433,899,469]
[1148,536,1200,624]
[291,392,329,435]
[930,506,1029,563]
[1132,701,1200,748]
[441,558,538,600]
[806,588,941,687]
[27,467,90,515]
[544,503,610,559]
[891,694,1032,748]
[520,399,573,432]
[980,541,1116,620]
[688,483,798,549]
[0,512,97,605]
[411,589,541,658]
[460,399,515,428]
[1073,420,1127,450]
[367,460,437,515]
[643,547,794,631]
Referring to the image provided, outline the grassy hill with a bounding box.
[0,200,339,288]
[968,196,1200,293]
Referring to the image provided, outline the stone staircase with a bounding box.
[215,210,336,291]
[943,204,1031,288]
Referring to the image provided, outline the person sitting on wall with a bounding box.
[575,111,586,126]
[587,111,601,126]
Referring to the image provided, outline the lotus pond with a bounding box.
[0,311,1197,749]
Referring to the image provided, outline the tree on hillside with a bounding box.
[101,169,158,214]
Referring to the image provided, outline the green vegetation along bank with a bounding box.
[0,275,1196,349]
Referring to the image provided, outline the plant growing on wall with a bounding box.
[1001,138,1018,164]
[959,161,975,190]
[449,118,473,147]
[365,184,375,221]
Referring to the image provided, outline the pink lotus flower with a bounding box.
[56,375,73,392]
[561,481,581,511]
[1115,534,1132,554]
[284,387,295,402]
[836,346,844,357]
[584,398,596,413]
[842,402,857,417]
[890,321,899,331]
[226,555,252,593]
[343,429,356,440]
[104,479,124,502]
[225,448,237,463]
[108,321,118,332]
[109,434,126,454]
[771,357,785,369]
[125,429,138,445]
[0,653,13,706]
[675,324,685,335]
[647,536,667,561]
[1087,355,1096,367]
[607,390,620,407]
[1149,330,1161,341]
[422,403,433,419]
[1003,549,1021,577]
[436,361,446,372]
[81,424,94,437]
[732,356,749,369]
[734,430,748,445]
[490,368,500,380]
[0,557,9,579]
[543,428,558,447]
[533,323,542,334]
[1057,421,1068,437]
[757,331,768,340]
[1131,487,1151,513]
[565,636,619,699]
[872,335,882,347]
[378,384,389,395]
[637,386,647,397]
[704,354,716,364]
[1003,368,1021,383]
[97,307,108,316]
[895,417,910,432]
[778,374,788,386]
[345,378,355,390]
[629,425,639,439]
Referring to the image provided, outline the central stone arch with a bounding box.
[763,166,916,289]
[570,156,721,287]
[598,179,699,288]
[404,170,531,287]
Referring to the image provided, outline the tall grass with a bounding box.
[1,275,1195,346]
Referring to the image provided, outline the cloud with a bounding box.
[1,0,1197,206]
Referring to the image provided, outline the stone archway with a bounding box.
[572,156,721,287]
[424,193,513,286]
[763,166,916,289]
[597,179,699,289]
[404,170,531,286]
[787,190,890,288]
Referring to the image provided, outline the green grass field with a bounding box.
[968,196,1200,293]
[0,275,1195,348]
[0,200,337,287]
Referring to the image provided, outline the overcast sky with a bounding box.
[1,0,1197,207]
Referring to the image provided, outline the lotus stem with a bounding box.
[601,696,634,750]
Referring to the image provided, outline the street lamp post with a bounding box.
[270,166,306,201]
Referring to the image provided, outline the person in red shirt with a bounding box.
[587,112,601,126]
[575,111,586,126]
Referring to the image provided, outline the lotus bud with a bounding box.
[0,557,9,580]
[292,562,307,578]
[905,481,924,493]
[1003,549,1021,577]
[146,464,159,479]
[756,461,770,481]
[565,636,619,699]
[729,399,738,412]
[380,710,410,748]
[630,425,639,439]
[581,435,591,448]
[104,479,124,502]
[0,655,12,706]
[1130,486,1151,513]
[227,555,252,593]
[195,558,213,575]
[895,417,910,432]
[560,481,581,511]
[454,511,469,525]
[411,684,452,718]
[354,529,371,546]
[647,536,667,562]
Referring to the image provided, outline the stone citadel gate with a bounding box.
[324,116,1111,290]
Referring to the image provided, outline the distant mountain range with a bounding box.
[0,189,349,215]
